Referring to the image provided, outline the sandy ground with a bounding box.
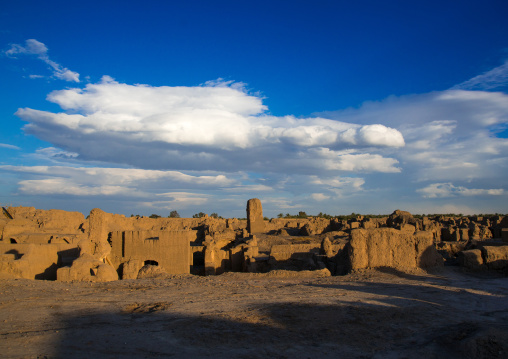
[1,267,507,359]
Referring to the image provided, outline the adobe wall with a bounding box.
[110,230,194,275]
[85,209,216,258]
[3,206,86,244]
[270,244,321,261]
[265,218,334,235]
[348,228,443,271]
[459,245,508,272]
[0,243,78,280]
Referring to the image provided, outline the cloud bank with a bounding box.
[3,48,508,215]
[0,164,367,214]
[418,183,505,198]
[16,76,404,175]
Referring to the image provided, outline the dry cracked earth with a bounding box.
[1,267,508,359]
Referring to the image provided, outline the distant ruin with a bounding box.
[1,199,507,281]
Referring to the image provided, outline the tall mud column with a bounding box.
[247,198,265,234]
[87,208,112,260]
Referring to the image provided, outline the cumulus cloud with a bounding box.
[319,89,508,184]
[5,39,80,82]
[312,85,508,215]
[15,78,403,175]
[417,183,505,198]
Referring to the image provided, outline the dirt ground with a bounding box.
[1,267,507,359]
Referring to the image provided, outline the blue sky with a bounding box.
[1,0,508,218]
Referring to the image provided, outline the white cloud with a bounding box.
[310,193,330,201]
[260,197,303,210]
[5,57,508,216]
[0,143,20,150]
[147,192,210,208]
[451,60,508,91]
[307,175,366,198]
[402,203,478,216]
[222,184,274,192]
[0,165,237,196]
[15,78,403,175]
[5,39,80,82]
[358,124,405,147]
[5,39,48,56]
[318,89,508,184]
[18,178,131,196]
[417,183,505,198]
[303,148,401,173]
[309,175,365,190]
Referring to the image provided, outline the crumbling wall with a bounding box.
[57,253,118,282]
[2,206,86,244]
[0,243,78,279]
[268,243,321,271]
[265,219,303,234]
[347,228,443,271]
[270,244,321,261]
[226,218,247,231]
[203,235,237,275]
[110,230,194,276]
[459,245,508,272]
[0,207,85,280]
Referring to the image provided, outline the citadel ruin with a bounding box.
[1,198,507,281]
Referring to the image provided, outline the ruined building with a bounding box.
[1,200,507,281]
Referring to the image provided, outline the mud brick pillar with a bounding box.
[247,198,264,234]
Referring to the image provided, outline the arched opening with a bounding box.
[144,260,158,266]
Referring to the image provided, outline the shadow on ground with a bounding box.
[51,294,508,358]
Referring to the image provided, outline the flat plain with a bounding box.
[1,267,507,359]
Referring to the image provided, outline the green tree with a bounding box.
[149,214,161,219]
[192,212,206,218]
[168,210,180,218]
[210,213,219,218]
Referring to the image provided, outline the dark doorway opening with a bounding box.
[191,251,205,275]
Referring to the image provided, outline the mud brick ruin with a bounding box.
[1,201,507,281]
